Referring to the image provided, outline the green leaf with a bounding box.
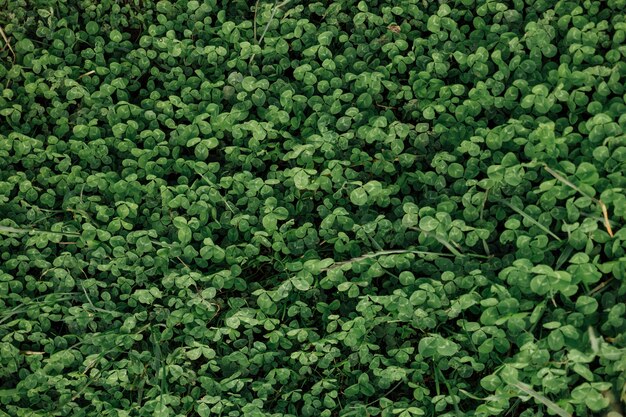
[399,271,415,285]
[423,107,435,120]
[15,39,34,53]
[110,29,123,42]
[317,31,333,46]
[291,275,310,291]
[575,296,598,314]
[437,338,459,356]
[418,216,438,232]
[257,292,276,313]
[225,316,240,329]
[448,163,464,178]
[172,216,187,228]
[418,337,438,357]
[177,226,192,245]
[293,170,310,190]
[73,125,89,138]
[134,289,155,304]
[357,93,372,108]
[350,187,369,206]
[242,76,257,92]
[262,214,277,232]
[427,15,441,32]
[336,116,352,132]
[480,375,502,391]
[572,363,594,382]
[86,21,99,35]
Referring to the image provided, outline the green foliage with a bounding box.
[1,0,626,416]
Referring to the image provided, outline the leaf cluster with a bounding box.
[1,0,626,416]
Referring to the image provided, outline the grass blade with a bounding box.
[411,226,465,256]
[511,381,571,417]
[496,199,562,241]
[194,168,235,213]
[0,225,80,237]
[544,164,615,237]
[321,248,490,272]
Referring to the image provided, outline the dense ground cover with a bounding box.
[1,0,626,416]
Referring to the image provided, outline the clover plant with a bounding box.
[1,0,625,416]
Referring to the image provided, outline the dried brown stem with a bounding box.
[0,25,16,61]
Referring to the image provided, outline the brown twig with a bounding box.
[78,70,95,79]
[20,350,45,355]
[589,277,614,296]
[599,202,614,237]
[0,25,16,61]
